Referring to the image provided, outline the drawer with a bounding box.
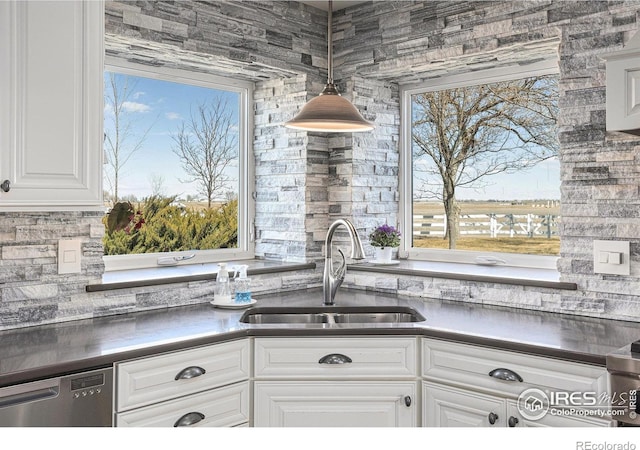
[422,338,608,399]
[116,339,249,412]
[254,337,417,379]
[115,381,249,427]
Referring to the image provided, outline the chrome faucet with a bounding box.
[323,219,366,305]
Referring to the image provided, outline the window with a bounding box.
[400,62,559,269]
[103,58,254,271]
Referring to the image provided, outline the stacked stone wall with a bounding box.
[3,1,640,329]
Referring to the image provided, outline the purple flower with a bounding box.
[369,224,401,248]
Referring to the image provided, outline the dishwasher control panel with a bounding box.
[70,372,107,399]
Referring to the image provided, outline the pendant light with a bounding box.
[284,0,374,132]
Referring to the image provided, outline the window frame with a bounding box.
[399,59,560,270]
[102,56,255,272]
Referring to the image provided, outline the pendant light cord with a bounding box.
[327,0,333,84]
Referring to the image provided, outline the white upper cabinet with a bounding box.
[604,32,640,135]
[0,0,104,210]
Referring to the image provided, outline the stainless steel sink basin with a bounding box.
[239,306,425,324]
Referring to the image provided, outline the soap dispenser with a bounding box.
[234,264,251,304]
[216,263,232,304]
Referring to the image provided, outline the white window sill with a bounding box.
[86,258,573,293]
[86,259,316,292]
[348,260,576,290]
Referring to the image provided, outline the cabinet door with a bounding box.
[254,381,417,427]
[0,0,103,209]
[423,381,506,427]
[505,400,613,428]
[116,381,249,427]
[605,55,640,132]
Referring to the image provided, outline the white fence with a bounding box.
[413,213,559,238]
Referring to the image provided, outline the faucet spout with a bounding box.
[323,219,366,306]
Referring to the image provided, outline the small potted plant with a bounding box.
[369,224,401,263]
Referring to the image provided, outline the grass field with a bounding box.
[412,201,560,256]
[413,235,560,255]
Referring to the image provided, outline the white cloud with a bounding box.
[165,112,181,120]
[122,101,151,113]
[132,91,146,100]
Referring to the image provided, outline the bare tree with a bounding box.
[103,73,154,203]
[148,173,166,197]
[412,75,558,249]
[172,98,237,208]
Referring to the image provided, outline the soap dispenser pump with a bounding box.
[234,265,251,304]
[216,262,232,304]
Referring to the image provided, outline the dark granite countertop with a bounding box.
[0,287,638,388]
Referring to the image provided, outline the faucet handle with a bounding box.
[334,248,347,280]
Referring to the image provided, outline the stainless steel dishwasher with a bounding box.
[0,367,113,427]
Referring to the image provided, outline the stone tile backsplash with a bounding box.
[3,1,640,329]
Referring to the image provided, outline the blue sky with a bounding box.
[105,72,560,203]
[104,73,239,201]
[413,156,561,202]
[456,157,560,201]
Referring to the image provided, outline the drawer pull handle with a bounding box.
[174,366,206,380]
[404,395,412,407]
[173,412,205,427]
[508,416,519,427]
[489,368,523,382]
[0,180,10,192]
[318,353,352,364]
[488,412,499,425]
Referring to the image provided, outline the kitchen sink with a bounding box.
[239,306,426,324]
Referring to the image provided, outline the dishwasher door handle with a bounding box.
[0,385,60,409]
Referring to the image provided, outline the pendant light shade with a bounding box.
[285,83,374,132]
[285,1,374,133]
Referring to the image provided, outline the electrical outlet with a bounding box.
[593,240,630,275]
[58,239,82,274]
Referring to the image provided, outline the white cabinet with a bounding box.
[254,336,417,379]
[423,381,505,427]
[253,337,419,427]
[604,32,640,134]
[0,0,103,210]
[422,337,608,398]
[116,382,249,427]
[111,335,614,428]
[115,339,250,427]
[423,383,613,428]
[421,337,611,428]
[254,381,417,427]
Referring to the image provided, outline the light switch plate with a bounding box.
[58,239,82,274]
[593,240,630,275]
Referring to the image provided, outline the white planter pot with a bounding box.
[373,246,393,263]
